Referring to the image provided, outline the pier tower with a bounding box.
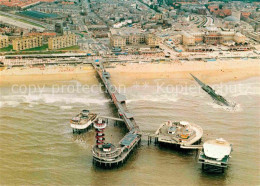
[94,119,107,148]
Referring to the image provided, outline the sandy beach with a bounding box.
[0,59,259,86]
[0,65,95,86]
[108,59,260,85]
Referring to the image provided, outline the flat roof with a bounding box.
[102,71,110,78]
[120,133,138,146]
[124,112,134,119]
[115,93,126,102]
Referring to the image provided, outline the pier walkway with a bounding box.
[91,61,141,167]
[98,115,124,122]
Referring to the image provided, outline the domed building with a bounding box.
[224,16,240,23]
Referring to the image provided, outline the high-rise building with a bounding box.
[232,10,241,21]
[55,23,63,33]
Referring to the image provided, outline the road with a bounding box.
[205,16,213,27]
[0,11,53,30]
[159,42,178,59]
[0,15,45,31]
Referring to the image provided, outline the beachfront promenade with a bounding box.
[2,49,259,66]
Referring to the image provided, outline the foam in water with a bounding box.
[207,102,242,112]
[126,94,179,103]
[0,101,20,108]
[232,86,260,97]
[60,106,73,110]
[28,102,39,108]
[0,93,111,108]
[214,80,260,98]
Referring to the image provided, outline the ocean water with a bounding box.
[0,77,259,185]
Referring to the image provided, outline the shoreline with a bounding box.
[108,60,260,85]
[0,59,260,86]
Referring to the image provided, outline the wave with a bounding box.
[232,88,260,97]
[126,94,179,103]
[0,94,110,108]
[206,102,242,112]
[60,106,73,110]
[0,101,20,108]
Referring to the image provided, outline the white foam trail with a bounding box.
[232,89,260,97]
[126,94,179,103]
[44,96,110,105]
[28,102,39,108]
[213,81,260,98]
[1,94,110,106]
[0,101,20,108]
[207,102,242,112]
[6,101,20,107]
[73,138,92,150]
[60,106,73,110]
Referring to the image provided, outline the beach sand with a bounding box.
[107,59,260,85]
[0,59,259,86]
[0,65,96,86]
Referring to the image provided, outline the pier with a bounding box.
[90,61,206,168]
[91,61,141,167]
[89,61,229,172]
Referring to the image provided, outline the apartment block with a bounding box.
[127,34,145,45]
[48,34,77,50]
[0,35,9,48]
[110,32,159,48]
[145,34,160,47]
[110,35,126,48]
[12,36,43,51]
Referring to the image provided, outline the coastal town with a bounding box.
[0,0,260,185]
[0,0,259,65]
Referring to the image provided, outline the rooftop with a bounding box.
[224,16,240,22]
[120,133,138,147]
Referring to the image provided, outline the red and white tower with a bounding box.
[94,119,107,148]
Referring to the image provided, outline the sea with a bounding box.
[0,76,259,185]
